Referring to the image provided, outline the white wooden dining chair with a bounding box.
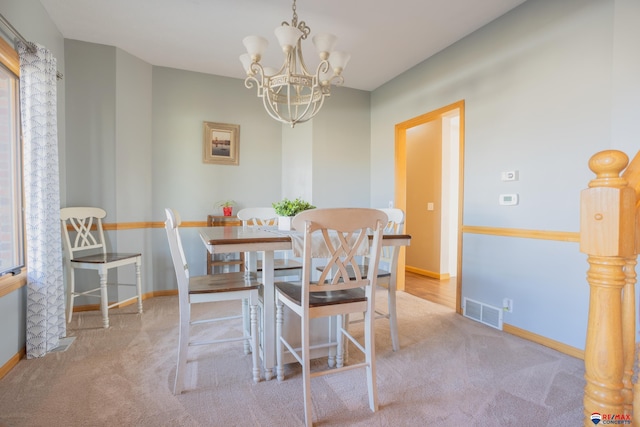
[236,207,302,280]
[275,208,387,427]
[164,208,261,395]
[317,208,405,353]
[60,207,143,328]
[355,208,405,351]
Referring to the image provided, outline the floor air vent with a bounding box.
[463,298,503,330]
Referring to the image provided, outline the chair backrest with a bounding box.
[236,207,278,227]
[378,208,405,235]
[376,208,405,267]
[164,208,190,296]
[292,208,387,304]
[60,207,108,259]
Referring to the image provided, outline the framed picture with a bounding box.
[203,121,240,165]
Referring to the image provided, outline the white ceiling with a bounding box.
[38,0,527,91]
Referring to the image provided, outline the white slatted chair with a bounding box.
[318,208,405,352]
[236,207,303,280]
[165,208,261,395]
[356,208,405,351]
[60,207,143,328]
[275,208,387,427]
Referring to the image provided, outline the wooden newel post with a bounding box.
[580,150,635,426]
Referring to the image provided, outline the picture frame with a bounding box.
[202,121,240,165]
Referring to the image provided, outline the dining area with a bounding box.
[167,206,410,426]
[0,204,586,426]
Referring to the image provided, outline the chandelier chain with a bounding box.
[283,0,310,40]
[292,0,297,25]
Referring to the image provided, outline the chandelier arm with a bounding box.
[244,62,267,98]
[313,60,331,85]
[244,74,260,93]
[297,21,311,40]
[295,43,311,76]
[248,61,264,77]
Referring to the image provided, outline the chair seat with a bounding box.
[316,264,391,278]
[189,272,260,295]
[275,281,366,308]
[258,259,302,272]
[71,252,141,264]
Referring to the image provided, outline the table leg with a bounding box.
[261,250,275,380]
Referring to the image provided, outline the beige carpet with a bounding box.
[0,291,584,427]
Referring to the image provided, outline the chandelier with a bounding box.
[240,0,350,127]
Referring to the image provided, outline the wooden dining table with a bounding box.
[198,225,411,380]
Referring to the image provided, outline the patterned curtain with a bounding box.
[17,41,65,358]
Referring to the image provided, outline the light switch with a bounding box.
[427,202,434,211]
[501,170,519,181]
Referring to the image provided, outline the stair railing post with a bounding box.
[623,257,637,415]
[580,150,635,426]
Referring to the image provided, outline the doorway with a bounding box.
[394,100,464,313]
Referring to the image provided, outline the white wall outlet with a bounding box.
[388,201,393,208]
[502,298,513,313]
[501,170,519,181]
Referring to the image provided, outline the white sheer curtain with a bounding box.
[17,41,65,358]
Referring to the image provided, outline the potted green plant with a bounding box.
[215,199,236,217]
[272,197,315,230]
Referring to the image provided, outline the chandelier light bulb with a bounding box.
[239,54,253,75]
[312,33,337,60]
[243,36,268,63]
[329,51,351,75]
[275,26,303,52]
[319,70,331,86]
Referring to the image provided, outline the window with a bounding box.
[0,37,24,286]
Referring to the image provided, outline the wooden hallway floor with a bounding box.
[403,271,457,310]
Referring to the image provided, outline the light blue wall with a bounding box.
[151,66,283,221]
[64,40,116,209]
[0,287,25,374]
[370,0,640,350]
[311,87,371,209]
[281,85,371,208]
[64,40,156,301]
[150,66,285,282]
[114,48,154,301]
